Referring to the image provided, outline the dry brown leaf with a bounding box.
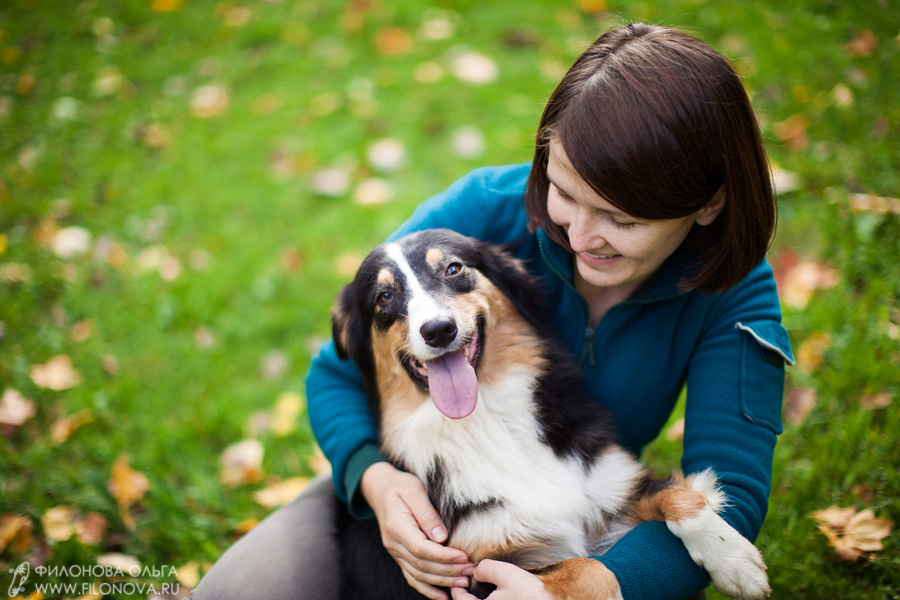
[579,0,608,13]
[845,30,878,57]
[71,319,94,343]
[75,512,108,545]
[784,387,817,426]
[253,477,309,508]
[232,518,259,538]
[30,355,82,390]
[375,27,413,56]
[811,505,893,561]
[861,391,891,410]
[0,514,34,554]
[220,439,264,487]
[51,409,94,443]
[773,113,809,151]
[41,506,77,542]
[450,51,500,85]
[108,454,150,530]
[0,389,37,429]
[51,226,92,259]
[336,252,364,278]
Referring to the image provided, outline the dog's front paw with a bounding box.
[530,558,623,600]
[668,507,770,600]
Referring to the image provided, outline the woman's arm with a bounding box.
[590,261,792,599]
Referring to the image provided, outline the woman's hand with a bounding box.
[361,461,474,600]
[450,560,553,600]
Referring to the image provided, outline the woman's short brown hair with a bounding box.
[524,23,776,293]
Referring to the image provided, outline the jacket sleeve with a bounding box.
[592,261,792,599]
[305,165,531,516]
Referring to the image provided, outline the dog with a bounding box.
[331,228,770,600]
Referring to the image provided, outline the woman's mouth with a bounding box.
[578,251,622,266]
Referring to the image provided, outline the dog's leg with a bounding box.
[630,470,770,599]
[528,558,623,600]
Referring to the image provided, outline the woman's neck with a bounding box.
[574,268,646,327]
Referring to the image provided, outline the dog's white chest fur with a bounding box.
[385,369,643,566]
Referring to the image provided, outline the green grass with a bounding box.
[1,0,898,598]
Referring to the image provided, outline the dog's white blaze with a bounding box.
[667,507,770,599]
[386,367,645,567]
[384,243,452,358]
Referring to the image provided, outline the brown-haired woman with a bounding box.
[196,22,792,600]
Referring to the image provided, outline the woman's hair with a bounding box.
[524,23,776,293]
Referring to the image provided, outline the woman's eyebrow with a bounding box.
[549,176,632,219]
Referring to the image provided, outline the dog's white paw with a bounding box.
[668,508,770,600]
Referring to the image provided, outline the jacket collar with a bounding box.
[536,227,698,304]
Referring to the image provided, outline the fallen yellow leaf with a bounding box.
[811,505,893,561]
[0,514,34,554]
[51,409,94,443]
[41,505,77,542]
[0,389,37,429]
[108,455,150,530]
[271,392,303,436]
[796,332,832,372]
[253,477,309,508]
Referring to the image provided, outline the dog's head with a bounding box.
[332,229,545,422]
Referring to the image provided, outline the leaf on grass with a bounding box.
[354,178,393,206]
[152,0,183,12]
[335,252,364,278]
[220,439,264,487]
[849,193,900,215]
[375,27,413,56]
[665,418,684,442]
[260,350,289,382]
[98,552,141,572]
[860,391,891,410]
[71,319,94,343]
[41,506,77,542]
[253,477,309,508]
[108,455,150,530]
[783,387,817,426]
[773,113,809,151]
[30,356,82,390]
[845,30,878,58]
[75,512,108,545]
[51,409,94,443]
[309,445,332,475]
[0,389,37,430]
[811,506,893,561]
[190,85,229,118]
[449,51,500,85]
[0,514,34,554]
[271,392,303,437]
[175,561,201,588]
[51,226,92,259]
[796,332,832,373]
[312,166,352,197]
[777,261,839,309]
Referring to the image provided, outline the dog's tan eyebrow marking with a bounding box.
[377,269,394,286]
[425,248,444,267]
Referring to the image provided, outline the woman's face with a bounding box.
[546,141,715,295]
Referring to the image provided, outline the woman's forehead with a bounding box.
[547,141,631,218]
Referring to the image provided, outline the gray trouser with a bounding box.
[192,475,341,600]
[193,475,707,600]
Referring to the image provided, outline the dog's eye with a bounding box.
[446,262,464,277]
[375,291,393,305]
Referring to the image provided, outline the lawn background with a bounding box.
[1,0,898,598]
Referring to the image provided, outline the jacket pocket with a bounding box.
[735,320,795,434]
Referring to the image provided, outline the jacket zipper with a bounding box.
[538,235,689,368]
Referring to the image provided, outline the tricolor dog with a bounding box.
[331,229,770,600]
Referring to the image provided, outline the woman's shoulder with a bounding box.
[392,163,532,245]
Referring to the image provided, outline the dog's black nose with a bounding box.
[420,318,458,348]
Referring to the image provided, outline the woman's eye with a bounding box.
[446,262,463,276]
[611,218,637,230]
[375,291,393,304]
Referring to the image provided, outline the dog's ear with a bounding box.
[331,282,361,360]
[472,241,547,331]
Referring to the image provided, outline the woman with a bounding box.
[195,23,793,600]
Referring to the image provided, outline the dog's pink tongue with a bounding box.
[426,350,477,419]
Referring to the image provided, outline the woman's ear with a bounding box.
[696,185,726,226]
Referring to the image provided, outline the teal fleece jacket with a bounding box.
[306,164,794,600]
